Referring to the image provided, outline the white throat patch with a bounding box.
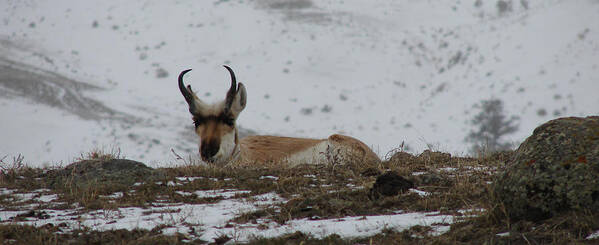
[205,129,237,164]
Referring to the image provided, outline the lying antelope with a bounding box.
[178,66,380,166]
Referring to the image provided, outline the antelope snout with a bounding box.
[200,140,220,162]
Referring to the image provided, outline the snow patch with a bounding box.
[0,190,464,242]
[409,188,431,197]
[586,230,599,240]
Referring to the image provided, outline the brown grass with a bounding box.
[1,149,598,244]
[0,223,201,244]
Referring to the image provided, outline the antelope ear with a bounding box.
[230,83,246,118]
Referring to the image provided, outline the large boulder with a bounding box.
[494,116,599,221]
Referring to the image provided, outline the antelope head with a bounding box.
[178,66,247,163]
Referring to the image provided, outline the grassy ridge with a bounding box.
[0,150,597,244]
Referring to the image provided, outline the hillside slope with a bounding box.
[0,0,597,166]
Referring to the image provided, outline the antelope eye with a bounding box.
[193,116,205,128]
[217,113,235,127]
[223,117,235,127]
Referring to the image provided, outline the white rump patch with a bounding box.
[284,141,330,166]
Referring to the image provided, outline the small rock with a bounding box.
[388,151,416,164]
[369,171,414,199]
[419,150,451,163]
[50,158,162,189]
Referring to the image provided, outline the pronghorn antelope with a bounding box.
[178,66,380,166]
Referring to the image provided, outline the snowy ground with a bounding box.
[1,0,598,166]
[0,187,457,242]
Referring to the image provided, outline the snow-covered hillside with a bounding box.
[1,0,598,166]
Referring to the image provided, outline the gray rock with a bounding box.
[50,158,162,189]
[494,116,599,221]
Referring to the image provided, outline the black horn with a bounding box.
[178,69,197,114]
[223,65,237,111]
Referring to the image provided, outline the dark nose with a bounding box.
[200,140,219,161]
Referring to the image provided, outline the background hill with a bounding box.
[1,0,598,166]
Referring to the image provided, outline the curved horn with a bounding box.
[178,69,197,114]
[223,65,237,111]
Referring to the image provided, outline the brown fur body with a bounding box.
[236,134,380,166]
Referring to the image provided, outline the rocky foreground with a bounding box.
[0,116,598,244]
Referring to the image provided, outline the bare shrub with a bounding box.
[465,99,519,155]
